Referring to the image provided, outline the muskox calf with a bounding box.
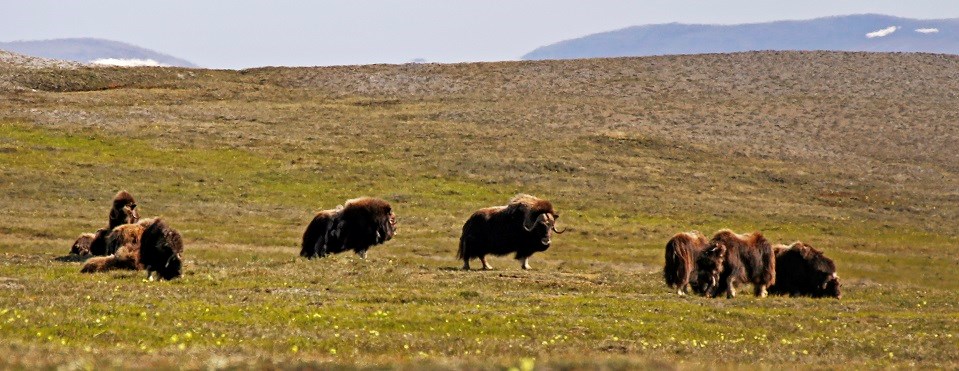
[81,218,184,280]
[458,194,564,270]
[300,197,397,259]
[69,233,97,256]
[663,231,708,295]
[71,190,140,257]
[768,242,841,298]
[696,229,776,298]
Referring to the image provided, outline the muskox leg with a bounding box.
[726,278,737,299]
[462,259,471,270]
[755,285,768,298]
[146,270,155,282]
[679,283,690,296]
[357,249,368,259]
[480,256,493,270]
[520,257,531,270]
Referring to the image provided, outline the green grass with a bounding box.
[0,52,958,369]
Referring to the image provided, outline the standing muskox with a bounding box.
[768,242,841,298]
[70,190,140,256]
[695,229,776,298]
[300,197,397,259]
[458,194,565,270]
[663,231,709,295]
[81,218,184,280]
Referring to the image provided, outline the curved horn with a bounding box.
[523,212,546,231]
[551,224,567,234]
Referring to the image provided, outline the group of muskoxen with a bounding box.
[69,191,184,280]
[664,230,841,299]
[71,192,839,299]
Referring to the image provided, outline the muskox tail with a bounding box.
[663,239,684,287]
[80,255,138,273]
[301,215,326,259]
[456,234,467,260]
[754,234,776,287]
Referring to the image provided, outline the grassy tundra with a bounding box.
[0,51,956,369]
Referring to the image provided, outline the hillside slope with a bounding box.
[0,38,196,67]
[524,14,959,60]
[0,51,956,368]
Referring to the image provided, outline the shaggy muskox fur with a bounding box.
[69,232,96,256]
[696,229,776,298]
[768,242,841,299]
[663,231,709,295]
[80,218,184,280]
[300,197,397,259]
[458,194,565,270]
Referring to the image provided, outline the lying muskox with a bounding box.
[768,242,841,298]
[663,231,709,295]
[70,190,140,256]
[300,197,397,259]
[81,218,184,280]
[458,194,564,270]
[695,229,776,298]
[69,232,97,256]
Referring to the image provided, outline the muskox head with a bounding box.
[511,194,564,248]
[822,273,842,299]
[69,233,96,256]
[694,243,726,295]
[109,190,139,229]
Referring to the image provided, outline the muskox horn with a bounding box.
[523,212,547,232]
[552,225,566,234]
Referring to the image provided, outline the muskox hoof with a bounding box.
[482,264,493,270]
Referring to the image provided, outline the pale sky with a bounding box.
[1,0,957,68]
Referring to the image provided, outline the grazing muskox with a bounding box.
[695,229,776,298]
[663,231,709,295]
[81,218,184,280]
[768,242,841,299]
[458,194,565,270]
[71,191,140,256]
[300,197,397,259]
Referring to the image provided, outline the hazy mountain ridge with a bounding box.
[523,14,959,60]
[0,38,195,67]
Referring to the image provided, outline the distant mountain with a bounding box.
[523,14,959,60]
[0,38,196,67]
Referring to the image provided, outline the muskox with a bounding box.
[768,242,841,298]
[71,191,140,256]
[663,231,709,295]
[458,194,564,270]
[69,232,96,256]
[695,229,776,298]
[81,218,184,280]
[300,197,397,259]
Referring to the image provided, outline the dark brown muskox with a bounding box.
[768,242,841,299]
[81,218,184,280]
[695,229,776,298]
[71,191,140,256]
[300,197,397,259]
[139,219,185,280]
[458,194,565,270]
[663,231,709,295]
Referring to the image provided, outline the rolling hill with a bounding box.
[0,38,195,67]
[524,14,959,60]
